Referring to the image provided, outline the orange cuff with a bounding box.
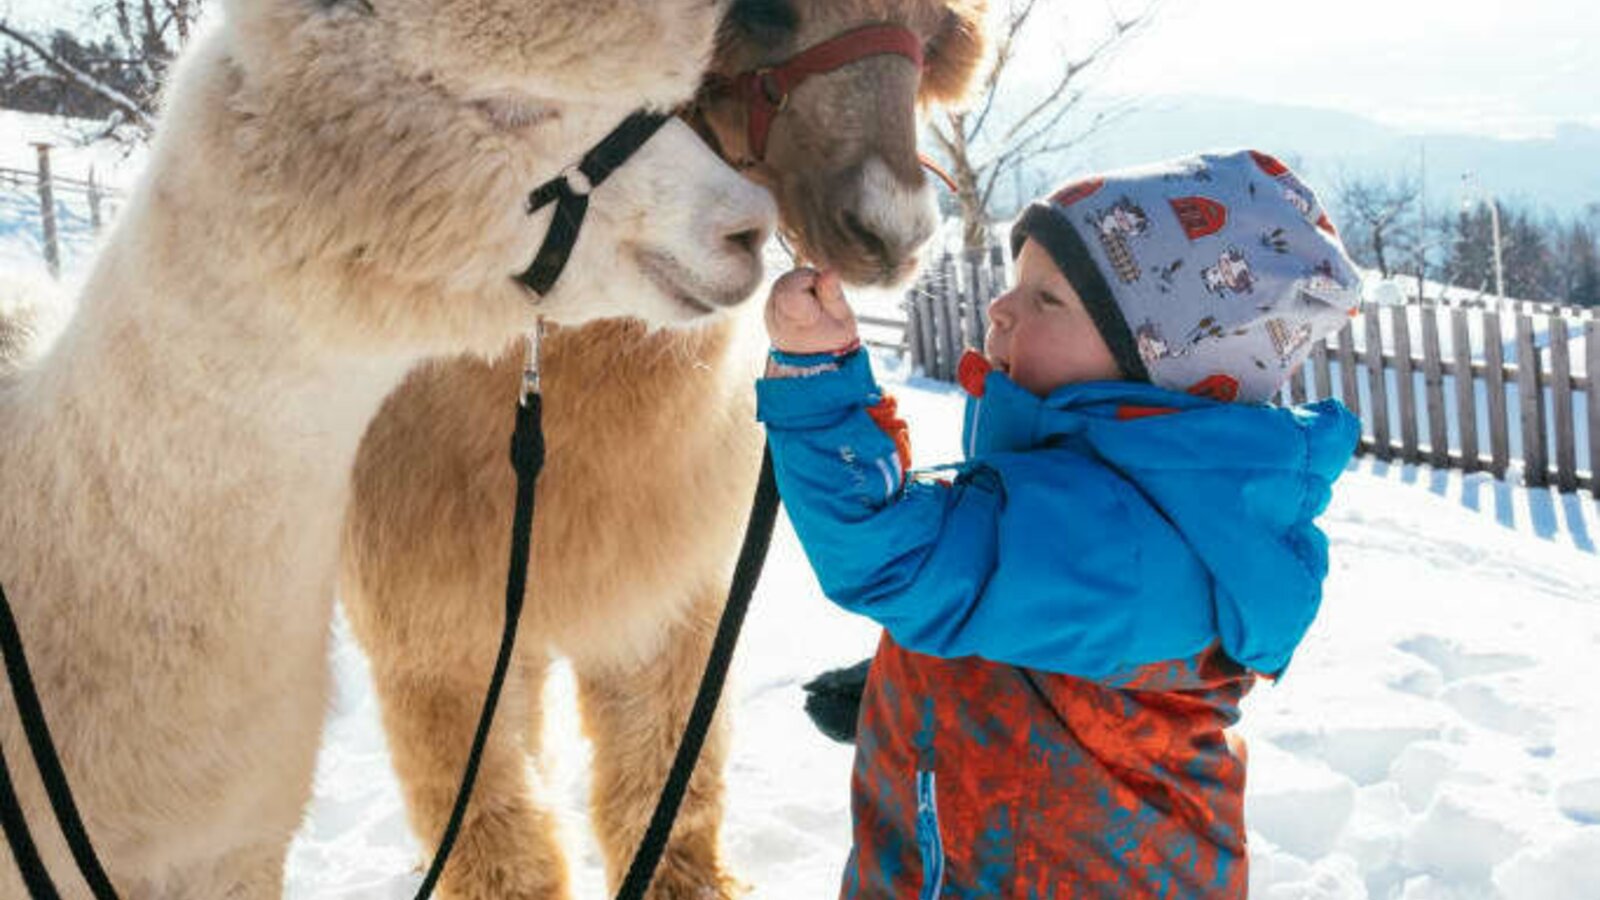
[866,394,912,472]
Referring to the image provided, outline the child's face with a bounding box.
[984,239,1122,397]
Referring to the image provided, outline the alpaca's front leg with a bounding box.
[573,584,737,900]
[369,653,569,900]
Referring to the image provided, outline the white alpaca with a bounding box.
[0,0,774,894]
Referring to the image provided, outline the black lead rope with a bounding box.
[0,582,119,899]
[415,415,779,900]
[614,445,779,900]
[0,735,60,898]
[412,387,544,898]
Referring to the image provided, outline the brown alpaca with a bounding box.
[339,2,988,897]
[0,0,775,894]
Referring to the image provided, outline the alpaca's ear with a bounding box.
[919,1,987,106]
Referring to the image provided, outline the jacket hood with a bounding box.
[960,358,1359,675]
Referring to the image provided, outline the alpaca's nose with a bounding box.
[839,209,893,268]
[724,222,770,259]
[715,188,775,267]
[834,156,937,282]
[694,199,775,309]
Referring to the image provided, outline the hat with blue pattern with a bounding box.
[1010,149,1362,404]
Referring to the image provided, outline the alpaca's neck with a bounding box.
[9,213,422,617]
[1,25,525,624]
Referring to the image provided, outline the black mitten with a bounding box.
[801,657,873,744]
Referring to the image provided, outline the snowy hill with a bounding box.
[1087,97,1598,214]
[985,96,1600,222]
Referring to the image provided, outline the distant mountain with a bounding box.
[987,95,1600,222]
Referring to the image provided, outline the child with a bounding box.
[755,150,1362,898]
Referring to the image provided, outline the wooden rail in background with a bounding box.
[1319,303,1595,493]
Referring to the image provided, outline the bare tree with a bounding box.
[1336,173,1421,279]
[1553,220,1600,307]
[1,0,203,141]
[926,0,1164,251]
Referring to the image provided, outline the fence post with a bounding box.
[946,253,965,374]
[904,286,925,373]
[88,166,103,232]
[1392,305,1419,462]
[1421,306,1448,468]
[1483,310,1510,477]
[32,143,60,278]
[1288,361,1308,405]
[986,243,1006,336]
[945,250,964,359]
[1588,317,1599,493]
[964,247,985,352]
[914,284,937,378]
[933,254,958,380]
[1363,306,1390,458]
[1549,316,1576,492]
[1337,320,1362,422]
[1514,314,1548,487]
[926,259,945,379]
[1311,339,1332,401]
[1450,308,1479,471]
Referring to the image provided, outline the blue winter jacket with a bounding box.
[756,349,1360,679]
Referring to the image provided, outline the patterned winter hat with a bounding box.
[1010,149,1362,404]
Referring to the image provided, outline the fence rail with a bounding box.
[0,165,105,195]
[881,248,1598,496]
[2,144,121,278]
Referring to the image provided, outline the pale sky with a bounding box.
[1029,0,1596,138]
[3,0,1593,139]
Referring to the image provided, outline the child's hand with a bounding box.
[765,268,859,356]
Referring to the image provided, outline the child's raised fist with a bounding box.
[765,268,859,356]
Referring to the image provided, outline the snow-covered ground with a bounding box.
[280,353,1600,900]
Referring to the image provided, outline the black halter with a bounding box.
[514,110,671,296]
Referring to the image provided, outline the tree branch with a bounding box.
[115,0,135,52]
[1001,4,1156,147]
[927,115,962,166]
[926,0,1166,239]
[0,21,152,130]
[979,160,1006,214]
[964,0,1038,142]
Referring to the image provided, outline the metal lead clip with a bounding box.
[521,319,543,405]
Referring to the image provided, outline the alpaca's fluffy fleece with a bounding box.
[0,0,771,894]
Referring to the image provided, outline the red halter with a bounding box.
[729,24,924,162]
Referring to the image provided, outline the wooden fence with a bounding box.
[1,144,118,278]
[867,245,1009,380]
[882,250,1598,495]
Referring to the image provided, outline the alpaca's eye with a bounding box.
[727,0,798,46]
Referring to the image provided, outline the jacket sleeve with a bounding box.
[756,351,1217,680]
